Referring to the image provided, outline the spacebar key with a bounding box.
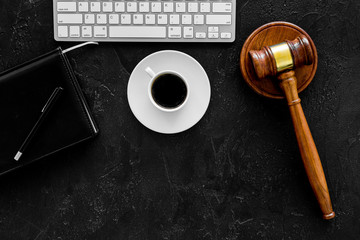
[109,26,166,38]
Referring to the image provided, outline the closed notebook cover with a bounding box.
[0,48,98,176]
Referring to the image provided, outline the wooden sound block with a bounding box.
[240,22,318,99]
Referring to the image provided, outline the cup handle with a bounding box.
[145,67,156,78]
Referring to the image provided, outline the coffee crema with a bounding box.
[151,73,187,109]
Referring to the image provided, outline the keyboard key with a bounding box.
[194,15,204,25]
[115,2,125,12]
[164,3,174,13]
[182,15,192,25]
[151,2,162,13]
[127,2,137,12]
[188,3,198,13]
[175,3,185,13]
[78,2,88,12]
[170,15,180,25]
[133,14,144,25]
[97,14,107,24]
[121,14,131,24]
[82,26,92,37]
[58,26,68,37]
[90,2,100,12]
[206,15,231,25]
[157,15,167,25]
[57,2,76,12]
[208,27,219,33]
[208,32,219,39]
[94,26,107,37]
[168,27,181,38]
[109,26,166,38]
[213,3,232,13]
[58,14,83,24]
[196,32,206,39]
[69,26,80,37]
[139,2,150,12]
[221,32,232,39]
[85,14,95,24]
[200,3,211,13]
[109,14,119,24]
[145,14,156,25]
[184,27,193,38]
[102,2,113,12]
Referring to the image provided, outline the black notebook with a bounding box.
[0,47,98,176]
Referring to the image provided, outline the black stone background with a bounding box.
[0,0,359,239]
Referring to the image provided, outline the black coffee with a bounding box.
[151,73,187,109]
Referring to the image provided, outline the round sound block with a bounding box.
[240,22,318,99]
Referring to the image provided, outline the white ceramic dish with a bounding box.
[127,50,211,134]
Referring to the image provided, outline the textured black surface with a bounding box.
[0,0,360,239]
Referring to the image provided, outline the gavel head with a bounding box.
[249,35,314,79]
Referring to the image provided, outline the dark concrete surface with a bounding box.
[0,0,360,239]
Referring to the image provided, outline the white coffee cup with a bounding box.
[145,67,189,113]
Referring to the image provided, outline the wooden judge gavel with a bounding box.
[249,35,335,220]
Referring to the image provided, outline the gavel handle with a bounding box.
[278,71,335,220]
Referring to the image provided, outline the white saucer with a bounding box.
[127,50,211,134]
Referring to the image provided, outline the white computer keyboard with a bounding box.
[53,0,236,42]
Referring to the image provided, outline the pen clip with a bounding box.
[42,87,63,113]
[62,42,99,54]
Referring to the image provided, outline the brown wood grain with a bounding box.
[240,22,335,219]
[278,71,335,220]
[240,22,318,99]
